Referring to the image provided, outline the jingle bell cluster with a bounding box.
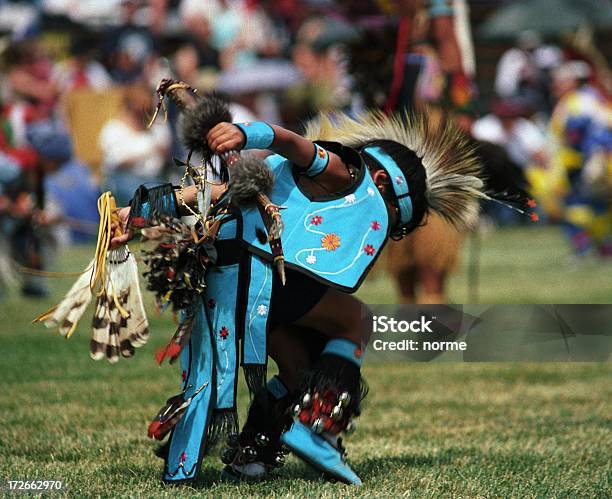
[293,390,357,436]
[221,432,288,470]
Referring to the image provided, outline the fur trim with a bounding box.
[228,155,275,207]
[181,93,232,158]
[304,110,486,230]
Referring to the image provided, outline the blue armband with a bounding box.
[234,122,275,150]
[428,0,454,17]
[301,143,330,177]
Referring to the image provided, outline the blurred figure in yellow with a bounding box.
[548,61,612,258]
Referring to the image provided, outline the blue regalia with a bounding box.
[162,143,391,482]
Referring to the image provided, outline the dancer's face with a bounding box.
[369,168,399,227]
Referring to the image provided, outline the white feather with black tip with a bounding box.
[90,245,149,363]
[34,259,95,338]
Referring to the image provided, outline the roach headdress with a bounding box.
[304,110,487,232]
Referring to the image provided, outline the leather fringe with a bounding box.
[205,408,239,453]
[243,364,268,399]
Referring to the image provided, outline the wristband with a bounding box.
[128,183,179,227]
[302,143,330,177]
[234,122,275,150]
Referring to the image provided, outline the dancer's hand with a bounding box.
[206,122,245,155]
[110,206,133,248]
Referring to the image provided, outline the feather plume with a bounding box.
[90,246,149,363]
[119,257,149,350]
[304,110,487,230]
[33,260,94,338]
[155,303,197,365]
[148,382,209,440]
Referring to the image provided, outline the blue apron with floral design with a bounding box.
[241,151,390,292]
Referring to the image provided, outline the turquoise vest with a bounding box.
[241,145,391,292]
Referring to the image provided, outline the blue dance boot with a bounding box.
[281,338,366,486]
[281,420,362,485]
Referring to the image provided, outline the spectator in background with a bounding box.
[173,44,204,87]
[548,61,612,257]
[53,32,112,93]
[2,39,59,146]
[99,84,170,205]
[494,30,562,114]
[472,99,546,170]
[109,30,155,84]
[285,17,353,126]
[0,152,22,295]
[27,121,100,244]
[179,0,280,70]
[177,0,219,69]
[101,0,157,83]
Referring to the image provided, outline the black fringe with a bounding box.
[241,383,294,440]
[127,183,177,228]
[243,364,267,399]
[204,409,239,453]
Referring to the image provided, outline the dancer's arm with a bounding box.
[110,183,227,248]
[206,122,352,189]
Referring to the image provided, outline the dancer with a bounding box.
[110,80,486,486]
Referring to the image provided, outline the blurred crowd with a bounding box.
[0,0,610,299]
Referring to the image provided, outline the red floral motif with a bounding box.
[181,370,187,381]
[219,327,229,339]
[180,452,187,463]
[526,198,537,208]
[310,215,323,226]
[364,244,376,256]
[207,299,216,309]
[530,212,539,222]
[371,220,381,231]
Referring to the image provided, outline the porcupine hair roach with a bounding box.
[304,110,486,234]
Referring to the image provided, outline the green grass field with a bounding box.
[1,226,611,497]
